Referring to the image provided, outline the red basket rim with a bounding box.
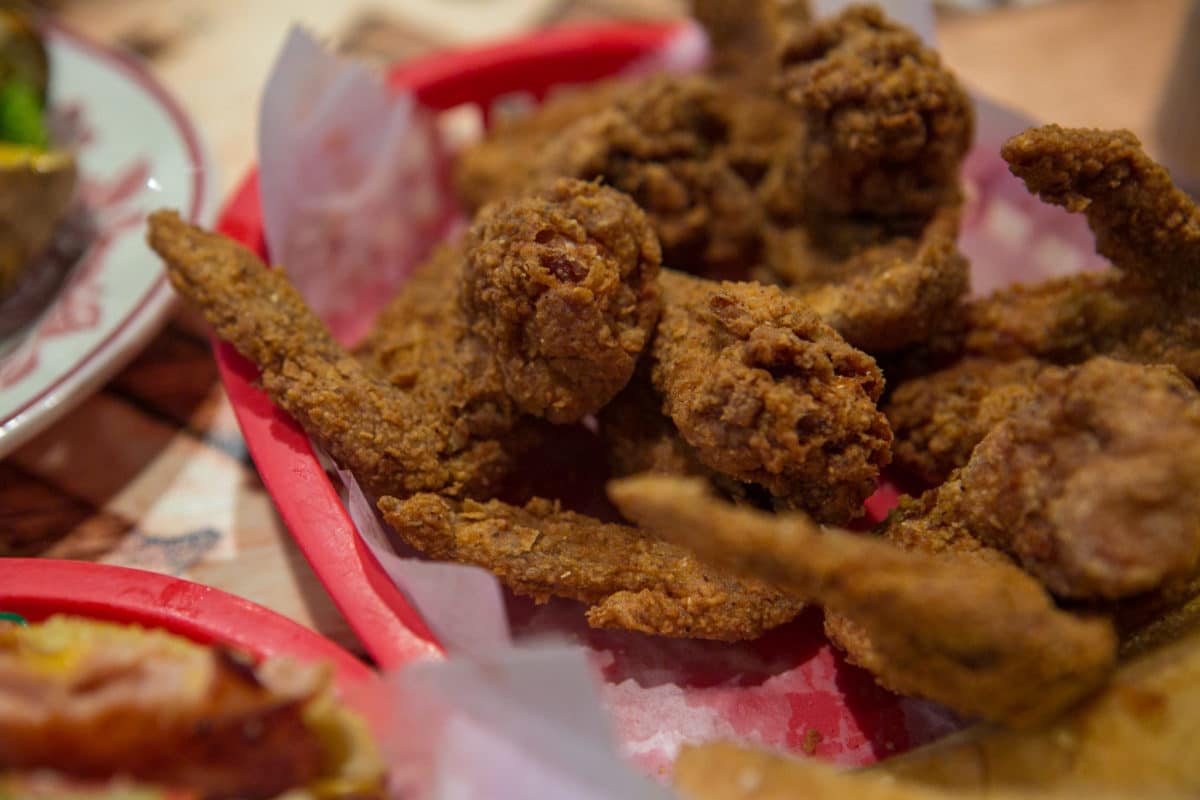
[213,21,683,670]
[0,559,375,689]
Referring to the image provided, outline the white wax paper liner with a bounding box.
[258,11,1109,799]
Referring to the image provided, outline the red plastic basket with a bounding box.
[214,21,684,671]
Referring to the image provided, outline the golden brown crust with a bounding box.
[779,4,972,222]
[885,357,1044,485]
[150,211,533,500]
[651,270,891,523]
[377,493,805,641]
[1002,125,1200,292]
[456,75,763,278]
[959,358,1200,599]
[461,180,661,422]
[609,475,1117,727]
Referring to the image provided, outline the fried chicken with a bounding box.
[377,493,805,641]
[456,75,763,278]
[678,619,1200,800]
[598,370,764,507]
[886,128,1200,480]
[460,180,661,422]
[779,4,973,224]
[877,627,1200,797]
[150,210,528,500]
[886,358,1044,484]
[651,270,892,523]
[609,475,1117,727]
[1002,125,1200,292]
[957,358,1200,600]
[151,182,658,498]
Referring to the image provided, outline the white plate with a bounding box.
[0,23,218,458]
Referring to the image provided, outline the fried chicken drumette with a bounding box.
[652,270,892,524]
[377,493,805,642]
[461,180,661,422]
[610,475,1117,727]
[779,4,973,224]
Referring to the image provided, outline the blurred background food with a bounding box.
[0,2,77,309]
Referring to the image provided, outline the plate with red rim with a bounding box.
[0,20,218,458]
[0,558,378,693]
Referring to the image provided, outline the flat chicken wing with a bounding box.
[377,493,805,642]
[1002,125,1200,292]
[609,475,1116,727]
[149,210,527,500]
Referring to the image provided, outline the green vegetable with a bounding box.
[0,612,27,625]
[0,79,46,148]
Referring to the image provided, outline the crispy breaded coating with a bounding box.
[376,493,805,641]
[1002,125,1200,291]
[453,79,632,210]
[461,180,661,422]
[149,210,527,500]
[778,206,969,354]
[651,270,891,524]
[885,358,1044,485]
[456,75,762,278]
[962,270,1200,380]
[779,4,972,222]
[959,358,1200,599]
[609,475,1117,727]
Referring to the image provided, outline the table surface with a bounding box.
[4,0,1189,652]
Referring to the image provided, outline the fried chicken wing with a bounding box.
[150,210,526,500]
[779,4,972,223]
[456,75,763,278]
[1002,125,1200,291]
[609,475,1116,726]
[651,270,891,523]
[376,493,805,641]
[958,358,1200,599]
[461,180,661,422]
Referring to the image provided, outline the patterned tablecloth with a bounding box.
[3,0,1188,652]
